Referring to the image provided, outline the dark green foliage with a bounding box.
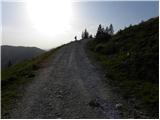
[88,17,159,118]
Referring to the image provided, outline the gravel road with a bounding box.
[11,39,122,118]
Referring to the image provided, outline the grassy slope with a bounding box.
[1,46,62,118]
[87,17,159,118]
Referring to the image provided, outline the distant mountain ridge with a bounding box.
[1,45,45,69]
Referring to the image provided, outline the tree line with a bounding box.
[81,24,114,41]
[81,29,92,39]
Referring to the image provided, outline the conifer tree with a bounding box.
[109,24,114,35]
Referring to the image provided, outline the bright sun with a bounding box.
[26,0,72,36]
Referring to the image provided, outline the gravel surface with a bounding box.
[11,39,122,118]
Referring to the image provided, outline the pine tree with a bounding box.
[96,24,101,36]
[84,29,89,39]
[96,24,103,39]
[81,29,89,39]
[95,24,113,41]
[109,24,114,35]
[105,26,109,34]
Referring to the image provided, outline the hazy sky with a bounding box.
[2,0,159,49]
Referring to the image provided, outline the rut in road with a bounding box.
[11,40,122,118]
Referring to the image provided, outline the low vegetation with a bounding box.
[1,46,61,118]
[87,17,159,118]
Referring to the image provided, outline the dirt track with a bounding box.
[11,39,122,118]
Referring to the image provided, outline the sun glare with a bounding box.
[26,0,72,36]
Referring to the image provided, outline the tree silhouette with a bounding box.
[96,24,103,38]
[109,24,114,35]
[95,24,114,41]
[89,34,93,38]
[81,29,89,39]
[84,29,89,39]
[81,31,84,39]
[105,26,109,34]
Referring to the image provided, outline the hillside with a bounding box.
[87,17,159,118]
[2,46,61,118]
[1,45,45,69]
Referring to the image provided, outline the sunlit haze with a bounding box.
[26,0,72,36]
[2,0,159,49]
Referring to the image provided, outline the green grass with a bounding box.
[87,17,159,118]
[1,46,62,118]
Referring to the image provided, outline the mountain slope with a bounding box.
[1,45,45,69]
[87,17,159,118]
